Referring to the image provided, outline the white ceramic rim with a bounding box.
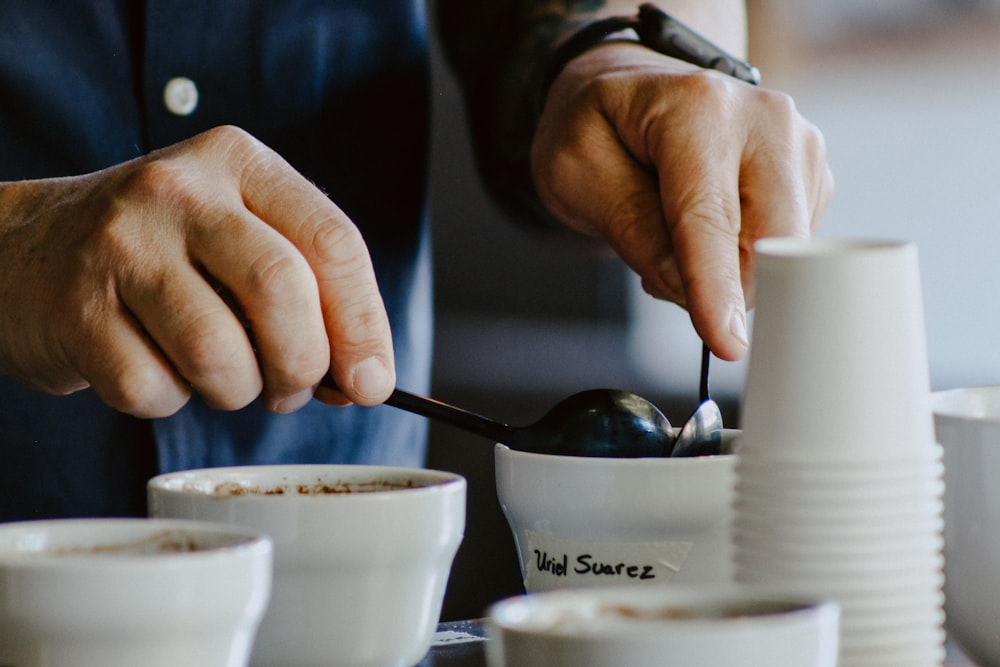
[932,385,1000,422]
[0,518,271,570]
[148,464,465,500]
[488,584,837,639]
[753,237,912,260]
[494,444,737,469]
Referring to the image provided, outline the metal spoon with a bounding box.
[346,384,676,458]
[670,343,724,457]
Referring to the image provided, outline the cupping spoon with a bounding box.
[670,343,725,457]
[320,377,675,458]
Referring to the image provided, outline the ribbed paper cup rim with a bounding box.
[733,559,943,585]
[735,450,942,476]
[735,475,943,501]
[840,611,945,634]
[734,441,942,468]
[735,568,944,596]
[732,542,943,567]
[839,640,946,663]
[732,497,944,527]
[733,552,943,581]
[733,529,945,557]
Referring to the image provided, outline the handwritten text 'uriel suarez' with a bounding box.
[534,549,656,580]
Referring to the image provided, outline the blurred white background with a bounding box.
[748,0,1000,392]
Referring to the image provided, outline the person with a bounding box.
[0,1,831,520]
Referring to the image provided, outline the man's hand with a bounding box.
[0,126,394,417]
[532,43,833,361]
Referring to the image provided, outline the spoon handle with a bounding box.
[699,343,712,403]
[318,376,516,443]
[386,389,516,443]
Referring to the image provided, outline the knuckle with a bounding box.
[675,189,739,236]
[604,189,663,246]
[330,289,390,343]
[203,124,252,143]
[174,315,244,381]
[325,289,391,370]
[266,362,327,398]
[106,160,207,240]
[670,70,739,116]
[757,88,800,125]
[121,158,193,204]
[246,248,316,307]
[96,362,188,418]
[191,125,259,158]
[310,216,367,264]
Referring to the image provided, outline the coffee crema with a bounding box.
[211,478,421,496]
[46,529,203,557]
[525,599,813,634]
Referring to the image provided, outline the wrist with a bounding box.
[538,3,759,116]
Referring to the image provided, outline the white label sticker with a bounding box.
[523,531,693,592]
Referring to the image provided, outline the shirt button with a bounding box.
[163,77,199,116]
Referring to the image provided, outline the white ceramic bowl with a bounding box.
[934,386,1000,667]
[0,518,272,667]
[495,430,739,592]
[149,464,465,667]
[485,585,839,667]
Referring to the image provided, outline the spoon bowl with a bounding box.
[516,389,675,457]
[671,344,725,457]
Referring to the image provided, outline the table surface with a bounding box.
[421,620,979,667]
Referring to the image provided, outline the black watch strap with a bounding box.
[540,3,759,112]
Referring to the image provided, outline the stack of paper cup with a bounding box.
[733,238,944,666]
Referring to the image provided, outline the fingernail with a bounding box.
[729,307,749,349]
[352,356,393,401]
[274,388,315,414]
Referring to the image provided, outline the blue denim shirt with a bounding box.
[0,1,432,519]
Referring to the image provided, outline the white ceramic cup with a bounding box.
[148,464,466,667]
[0,518,272,667]
[495,430,738,593]
[486,584,840,667]
[933,386,1000,667]
[741,238,935,460]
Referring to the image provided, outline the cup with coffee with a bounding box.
[148,464,466,667]
[0,517,272,667]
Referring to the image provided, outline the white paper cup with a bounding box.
[740,238,934,461]
[495,431,738,593]
[933,386,1000,667]
[149,464,465,667]
[735,239,943,666]
[485,585,839,667]
[0,518,272,667]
